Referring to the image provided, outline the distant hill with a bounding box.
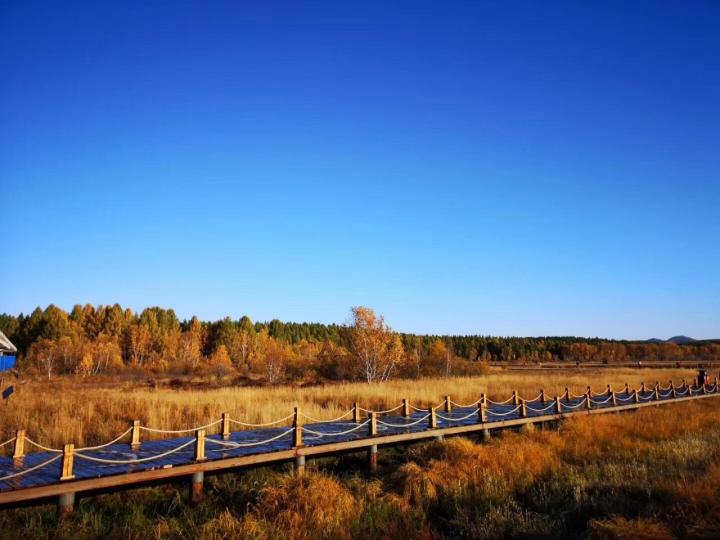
[647,336,697,345]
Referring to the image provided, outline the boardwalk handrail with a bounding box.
[1,377,719,509]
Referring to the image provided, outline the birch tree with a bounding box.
[349,306,404,383]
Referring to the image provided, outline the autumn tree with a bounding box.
[349,306,404,383]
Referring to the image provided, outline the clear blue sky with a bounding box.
[1,1,718,339]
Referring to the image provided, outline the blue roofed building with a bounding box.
[0,331,17,371]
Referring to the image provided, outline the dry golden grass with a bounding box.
[0,366,707,449]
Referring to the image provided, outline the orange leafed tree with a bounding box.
[349,306,404,383]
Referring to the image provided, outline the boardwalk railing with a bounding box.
[1,377,718,515]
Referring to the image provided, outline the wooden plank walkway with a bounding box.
[0,381,718,512]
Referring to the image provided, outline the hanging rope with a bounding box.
[590,396,613,405]
[0,454,63,483]
[228,413,295,428]
[486,405,522,417]
[300,409,354,423]
[435,409,481,422]
[357,403,404,414]
[24,437,63,453]
[75,427,133,452]
[0,437,16,450]
[526,402,557,413]
[74,439,196,465]
[139,419,222,435]
[205,428,295,448]
[377,414,431,428]
[449,398,480,408]
[485,396,515,405]
[301,421,371,437]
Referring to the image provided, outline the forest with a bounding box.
[0,304,718,384]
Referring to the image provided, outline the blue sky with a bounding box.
[1,1,718,339]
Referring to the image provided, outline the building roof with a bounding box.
[0,331,17,354]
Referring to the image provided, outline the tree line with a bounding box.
[0,304,717,383]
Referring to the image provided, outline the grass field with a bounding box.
[1,367,718,539]
[0,366,704,449]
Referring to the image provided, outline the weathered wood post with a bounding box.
[369,412,377,436]
[58,443,76,517]
[190,472,204,505]
[293,406,303,448]
[13,430,25,464]
[428,407,437,429]
[57,492,75,519]
[606,384,612,396]
[654,382,660,401]
[131,420,141,449]
[195,429,206,462]
[540,389,546,403]
[671,380,677,398]
[444,396,452,413]
[295,455,305,476]
[520,399,527,418]
[554,396,562,414]
[633,389,640,403]
[368,444,378,471]
[585,393,592,410]
[611,390,617,406]
[402,398,410,418]
[564,387,570,402]
[221,412,231,440]
[682,378,687,391]
[587,385,592,398]
[60,444,75,481]
[512,391,519,406]
[624,383,630,396]
[641,382,646,394]
[479,401,490,440]
[353,402,361,423]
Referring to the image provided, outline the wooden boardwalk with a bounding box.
[0,380,718,514]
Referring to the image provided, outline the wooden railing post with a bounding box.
[585,393,592,410]
[587,386,592,398]
[641,382,646,393]
[353,402,361,423]
[13,430,25,463]
[369,412,377,436]
[540,389,546,403]
[682,378,687,390]
[606,384,612,396]
[671,381,677,398]
[512,391,519,406]
[444,396,452,413]
[221,412,231,440]
[293,406,302,447]
[520,399,527,418]
[195,429,206,461]
[479,401,488,422]
[701,383,707,395]
[633,389,640,403]
[60,444,74,481]
[131,420,141,449]
[654,382,660,401]
[402,399,410,418]
[564,387,570,402]
[481,393,487,407]
[624,383,630,396]
[428,407,437,429]
[611,391,617,406]
[554,396,562,414]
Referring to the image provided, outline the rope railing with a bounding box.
[24,437,63,454]
[526,402,557,413]
[0,454,63,483]
[435,409,481,422]
[75,427,133,452]
[205,428,296,448]
[74,439,196,465]
[300,410,354,423]
[138,419,222,435]
[377,414,431,428]
[486,405,523,417]
[3,378,718,488]
[301,421,371,437]
[358,404,404,414]
[227,414,295,428]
